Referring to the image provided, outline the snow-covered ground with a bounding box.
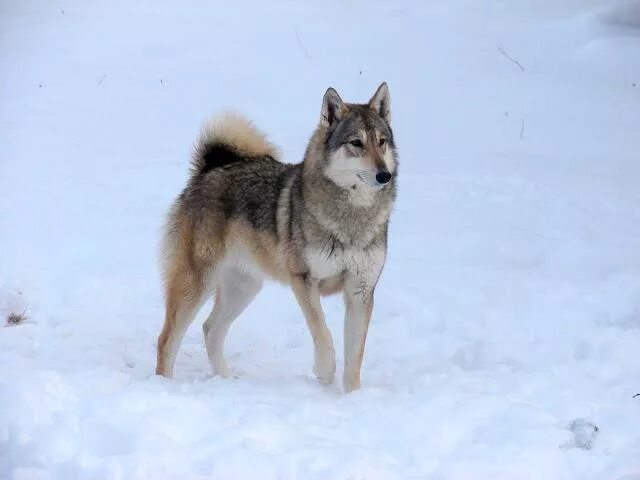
[1,0,640,478]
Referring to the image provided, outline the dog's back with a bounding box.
[185,116,295,231]
[183,112,293,232]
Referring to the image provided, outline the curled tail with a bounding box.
[191,112,279,177]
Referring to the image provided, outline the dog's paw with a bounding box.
[313,350,336,384]
[214,363,232,379]
[343,374,361,393]
[315,368,335,385]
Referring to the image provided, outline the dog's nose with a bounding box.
[375,169,392,185]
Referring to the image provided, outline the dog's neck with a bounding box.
[301,167,394,248]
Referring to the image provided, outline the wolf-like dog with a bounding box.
[155,83,397,392]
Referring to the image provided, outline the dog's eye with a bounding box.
[379,138,387,147]
[349,139,363,148]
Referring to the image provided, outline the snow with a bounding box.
[1,0,640,478]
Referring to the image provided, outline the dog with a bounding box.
[155,83,398,392]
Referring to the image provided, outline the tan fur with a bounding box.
[290,275,336,383]
[224,221,289,282]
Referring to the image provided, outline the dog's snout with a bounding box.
[375,169,392,185]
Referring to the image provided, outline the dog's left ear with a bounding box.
[369,82,391,124]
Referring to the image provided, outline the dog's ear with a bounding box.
[369,82,391,124]
[321,87,347,127]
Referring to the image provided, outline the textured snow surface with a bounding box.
[1,0,640,478]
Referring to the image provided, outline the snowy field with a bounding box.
[1,0,640,478]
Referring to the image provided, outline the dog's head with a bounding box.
[319,83,397,190]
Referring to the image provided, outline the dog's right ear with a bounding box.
[320,87,346,127]
[369,82,391,124]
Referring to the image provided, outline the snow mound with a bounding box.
[601,0,640,29]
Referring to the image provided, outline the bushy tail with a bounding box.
[191,112,279,177]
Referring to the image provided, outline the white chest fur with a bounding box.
[305,248,344,279]
[304,245,386,283]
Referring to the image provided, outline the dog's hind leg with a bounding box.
[156,266,210,378]
[203,268,262,377]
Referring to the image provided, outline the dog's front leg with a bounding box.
[291,275,336,384]
[343,243,386,393]
[342,276,375,393]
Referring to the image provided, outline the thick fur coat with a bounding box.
[156,83,398,392]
